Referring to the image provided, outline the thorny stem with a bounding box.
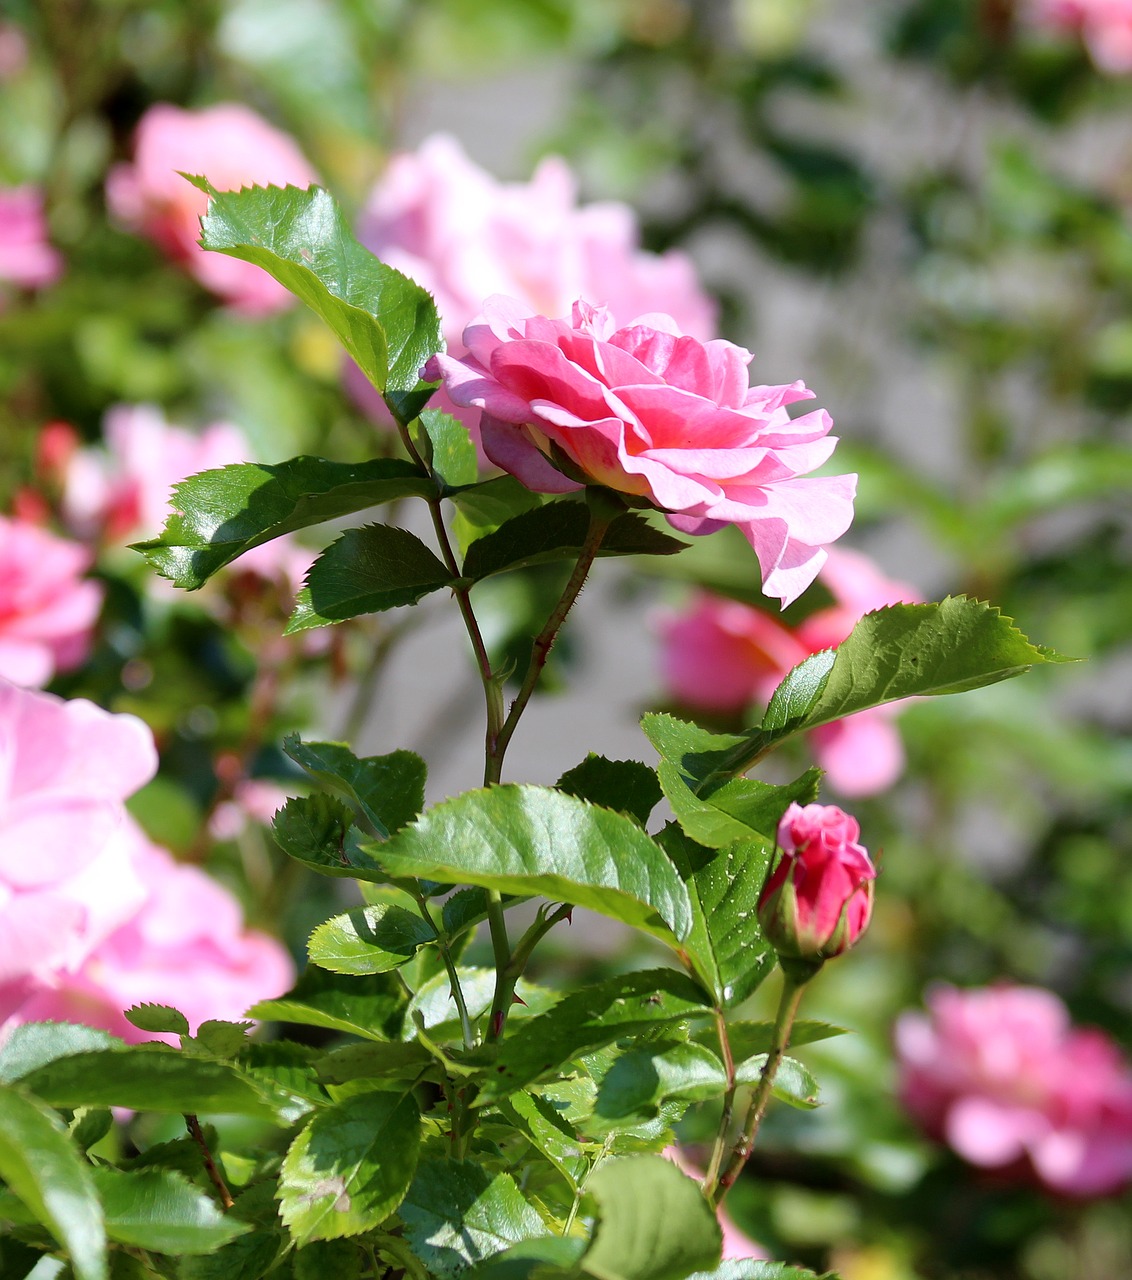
[713,974,808,1203]
[703,1007,737,1193]
[488,902,573,1041]
[185,1114,234,1210]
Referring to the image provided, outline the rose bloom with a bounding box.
[757,802,875,961]
[106,102,317,312]
[896,983,1132,1197]
[0,186,62,289]
[657,547,921,794]
[0,681,155,990]
[426,297,855,606]
[0,515,103,687]
[1029,0,1132,71]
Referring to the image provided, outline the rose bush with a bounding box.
[426,297,856,605]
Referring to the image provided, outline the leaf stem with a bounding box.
[712,973,808,1204]
[416,896,475,1050]
[185,1113,234,1210]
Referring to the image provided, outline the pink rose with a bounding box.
[106,103,317,312]
[426,297,855,606]
[0,682,155,988]
[1028,0,1132,71]
[657,548,921,793]
[0,516,102,687]
[896,983,1132,1197]
[0,186,62,289]
[757,803,875,962]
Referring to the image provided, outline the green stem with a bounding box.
[415,897,475,1050]
[713,973,808,1204]
[487,902,573,1041]
[702,1008,737,1195]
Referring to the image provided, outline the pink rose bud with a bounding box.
[757,802,876,964]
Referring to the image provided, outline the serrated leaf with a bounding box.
[448,475,544,552]
[134,456,433,589]
[283,737,427,840]
[462,1237,588,1280]
[278,1090,420,1243]
[593,1042,728,1127]
[177,1229,283,1280]
[0,1084,106,1280]
[582,1155,721,1280]
[315,1041,434,1086]
[287,524,455,633]
[657,825,776,1008]
[686,1264,831,1280]
[365,785,692,943]
[247,967,405,1042]
[184,1021,253,1059]
[692,1021,846,1062]
[194,180,442,405]
[474,969,711,1102]
[399,1160,548,1279]
[0,1023,122,1084]
[69,1108,114,1152]
[657,765,820,850]
[639,716,748,791]
[308,904,436,975]
[411,409,479,491]
[239,1041,330,1109]
[92,1167,250,1255]
[272,795,380,880]
[293,1239,365,1280]
[556,756,662,828]
[498,1092,592,1189]
[125,1005,190,1037]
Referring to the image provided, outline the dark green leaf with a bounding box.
[308,904,436,974]
[0,1239,47,1280]
[0,1084,106,1280]
[194,180,442,399]
[278,1090,420,1243]
[272,795,380,880]
[657,765,820,851]
[692,1021,846,1061]
[556,756,662,828]
[93,1167,249,1255]
[411,410,478,491]
[593,1042,728,1126]
[399,1160,548,1279]
[134,457,433,589]
[0,1023,121,1084]
[239,1041,329,1109]
[367,785,692,943]
[247,967,405,1042]
[125,1006,190,1037]
[293,1240,365,1280]
[287,524,455,633]
[474,969,711,1102]
[178,1229,283,1280]
[283,737,427,839]
[582,1155,721,1280]
[315,1041,434,1086]
[69,1108,114,1152]
[449,476,544,552]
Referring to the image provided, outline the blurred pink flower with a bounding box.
[209,777,292,842]
[427,297,854,606]
[1029,0,1132,71]
[0,515,102,687]
[896,983,1132,1197]
[656,547,921,793]
[663,1147,767,1260]
[0,682,155,987]
[106,102,317,312]
[0,186,62,289]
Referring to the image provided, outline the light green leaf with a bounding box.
[686,1263,831,1280]
[399,1160,548,1279]
[247,967,405,1042]
[278,1090,420,1243]
[592,1042,728,1127]
[582,1155,721,1280]
[0,1023,121,1084]
[283,737,427,839]
[556,755,662,828]
[93,1167,250,1255]
[657,764,820,850]
[0,1084,106,1280]
[308,904,436,975]
[134,456,433,590]
[448,475,544,552]
[404,967,558,1043]
[366,785,692,943]
[732,1055,821,1110]
[498,1092,592,1189]
[411,410,479,491]
[286,524,455,633]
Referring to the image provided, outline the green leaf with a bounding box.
[657,825,776,1008]
[411,410,479,491]
[366,785,692,943]
[593,1042,729,1127]
[0,1084,106,1280]
[734,1055,821,1110]
[278,1090,420,1243]
[448,476,543,552]
[556,755,662,828]
[184,1021,253,1060]
[283,737,427,839]
[287,524,455,633]
[497,1092,592,1189]
[657,765,820,850]
[272,795,380,880]
[308,904,436,975]
[93,1167,250,1255]
[124,1005,190,1037]
[474,969,712,1102]
[293,1240,365,1280]
[194,180,442,404]
[315,1041,434,1086]
[462,1238,587,1280]
[177,1230,283,1280]
[400,1160,548,1279]
[239,1041,329,1110]
[0,1022,121,1084]
[247,967,405,1042]
[692,1021,846,1062]
[686,1264,831,1280]
[134,456,433,590]
[17,1049,282,1122]
[404,968,558,1043]
[582,1155,721,1280]
[638,715,748,792]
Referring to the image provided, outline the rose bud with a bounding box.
[757,802,876,967]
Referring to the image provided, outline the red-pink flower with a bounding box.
[1029,0,1132,72]
[0,516,102,687]
[757,802,875,961]
[425,298,855,606]
[657,548,921,793]
[896,983,1132,1197]
[106,103,317,312]
[0,186,62,289]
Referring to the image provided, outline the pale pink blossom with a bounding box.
[663,1148,767,1260]
[896,983,1132,1197]
[209,777,292,842]
[0,186,62,289]
[0,682,155,988]
[0,516,102,687]
[106,102,317,312]
[427,298,854,606]
[657,548,920,792]
[1029,0,1132,71]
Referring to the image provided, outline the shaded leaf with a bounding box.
[124,1006,190,1037]
[178,1229,283,1280]
[411,410,478,491]
[315,1041,434,1086]
[272,795,380,880]
[593,1042,728,1127]
[93,1167,249,1255]
[556,755,662,828]
[692,1021,846,1062]
[283,737,427,839]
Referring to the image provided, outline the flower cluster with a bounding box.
[657,547,921,791]
[896,983,1132,1196]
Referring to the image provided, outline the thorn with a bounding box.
[511,993,527,1007]
[491,1010,505,1038]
